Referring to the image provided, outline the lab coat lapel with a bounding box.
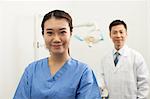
[113,46,129,73]
[106,50,127,73]
[113,56,123,73]
[107,53,116,73]
[106,52,121,73]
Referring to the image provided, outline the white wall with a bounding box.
[0,1,149,98]
[0,1,35,98]
[147,0,150,70]
[146,2,150,96]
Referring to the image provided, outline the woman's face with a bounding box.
[43,18,71,55]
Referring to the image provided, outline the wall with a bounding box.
[0,1,149,98]
[147,0,150,97]
[147,0,150,70]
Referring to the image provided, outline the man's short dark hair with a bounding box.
[109,20,127,32]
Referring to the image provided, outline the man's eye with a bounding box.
[112,31,117,34]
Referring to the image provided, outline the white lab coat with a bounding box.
[100,45,150,99]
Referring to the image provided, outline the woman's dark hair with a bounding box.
[41,10,73,35]
[109,19,127,32]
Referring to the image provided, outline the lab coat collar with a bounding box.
[112,45,129,72]
[113,45,128,57]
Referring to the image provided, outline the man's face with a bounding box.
[110,24,127,50]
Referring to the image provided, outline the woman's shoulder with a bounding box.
[70,58,88,66]
[25,57,48,72]
[69,58,91,71]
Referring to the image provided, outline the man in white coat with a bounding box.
[100,19,150,99]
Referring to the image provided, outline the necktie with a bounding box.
[114,52,120,66]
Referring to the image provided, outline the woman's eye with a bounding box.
[60,31,66,34]
[47,32,53,35]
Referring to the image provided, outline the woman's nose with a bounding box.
[53,34,61,42]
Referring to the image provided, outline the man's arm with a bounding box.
[136,54,150,99]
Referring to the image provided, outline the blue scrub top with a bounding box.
[13,58,101,99]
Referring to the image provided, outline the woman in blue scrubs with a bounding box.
[13,10,101,99]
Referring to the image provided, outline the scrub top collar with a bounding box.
[44,57,72,82]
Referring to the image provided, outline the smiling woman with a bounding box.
[13,9,101,99]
